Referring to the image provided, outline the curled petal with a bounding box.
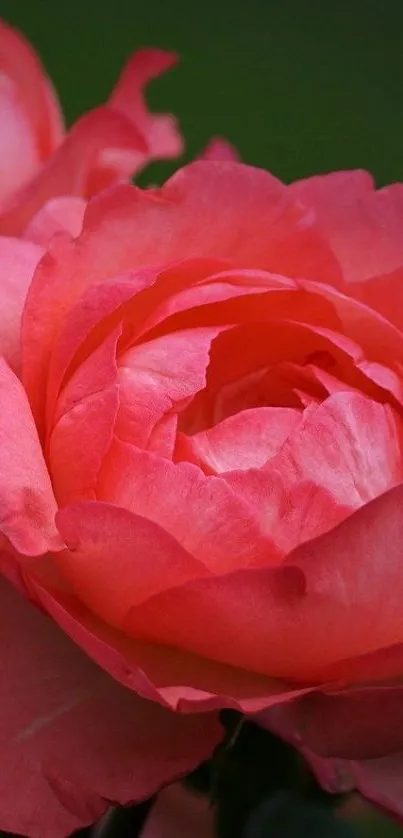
[0,577,222,837]
[0,359,61,555]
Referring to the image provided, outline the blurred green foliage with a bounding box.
[2,0,403,185]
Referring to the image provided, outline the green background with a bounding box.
[2,1,403,835]
[2,0,403,186]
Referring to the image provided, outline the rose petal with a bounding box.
[55,501,211,627]
[21,161,341,432]
[0,236,43,370]
[176,407,301,473]
[0,20,64,164]
[109,49,183,166]
[0,73,40,203]
[226,392,403,551]
[116,326,223,453]
[49,329,120,505]
[123,481,403,680]
[0,108,147,236]
[97,439,278,573]
[0,359,61,555]
[27,568,311,713]
[280,686,403,760]
[0,576,222,838]
[261,702,403,821]
[24,196,86,245]
[291,171,403,283]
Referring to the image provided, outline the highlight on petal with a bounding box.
[0,576,222,838]
[49,329,121,506]
[175,407,301,473]
[291,170,403,283]
[0,236,43,370]
[0,359,61,555]
[0,19,64,198]
[24,196,87,245]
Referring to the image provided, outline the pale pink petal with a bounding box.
[175,407,301,473]
[0,576,222,838]
[0,20,64,161]
[24,196,86,244]
[142,784,214,838]
[97,439,278,573]
[291,170,403,283]
[0,359,61,555]
[0,236,43,370]
[0,73,40,203]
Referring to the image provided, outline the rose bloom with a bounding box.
[2,22,403,838]
[0,19,182,237]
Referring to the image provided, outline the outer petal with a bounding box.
[108,49,183,171]
[27,567,311,714]
[262,702,403,822]
[0,236,43,370]
[0,577,222,838]
[0,20,63,163]
[273,686,403,760]
[0,359,61,555]
[123,482,403,680]
[0,108,147,236]
[291,171,403,283]
[0,73,40,203]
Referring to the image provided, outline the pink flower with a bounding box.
[2,33,403,830]
[0,19,183,237]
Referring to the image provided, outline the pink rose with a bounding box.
[2,113,403,830]
[0,19,183,238]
